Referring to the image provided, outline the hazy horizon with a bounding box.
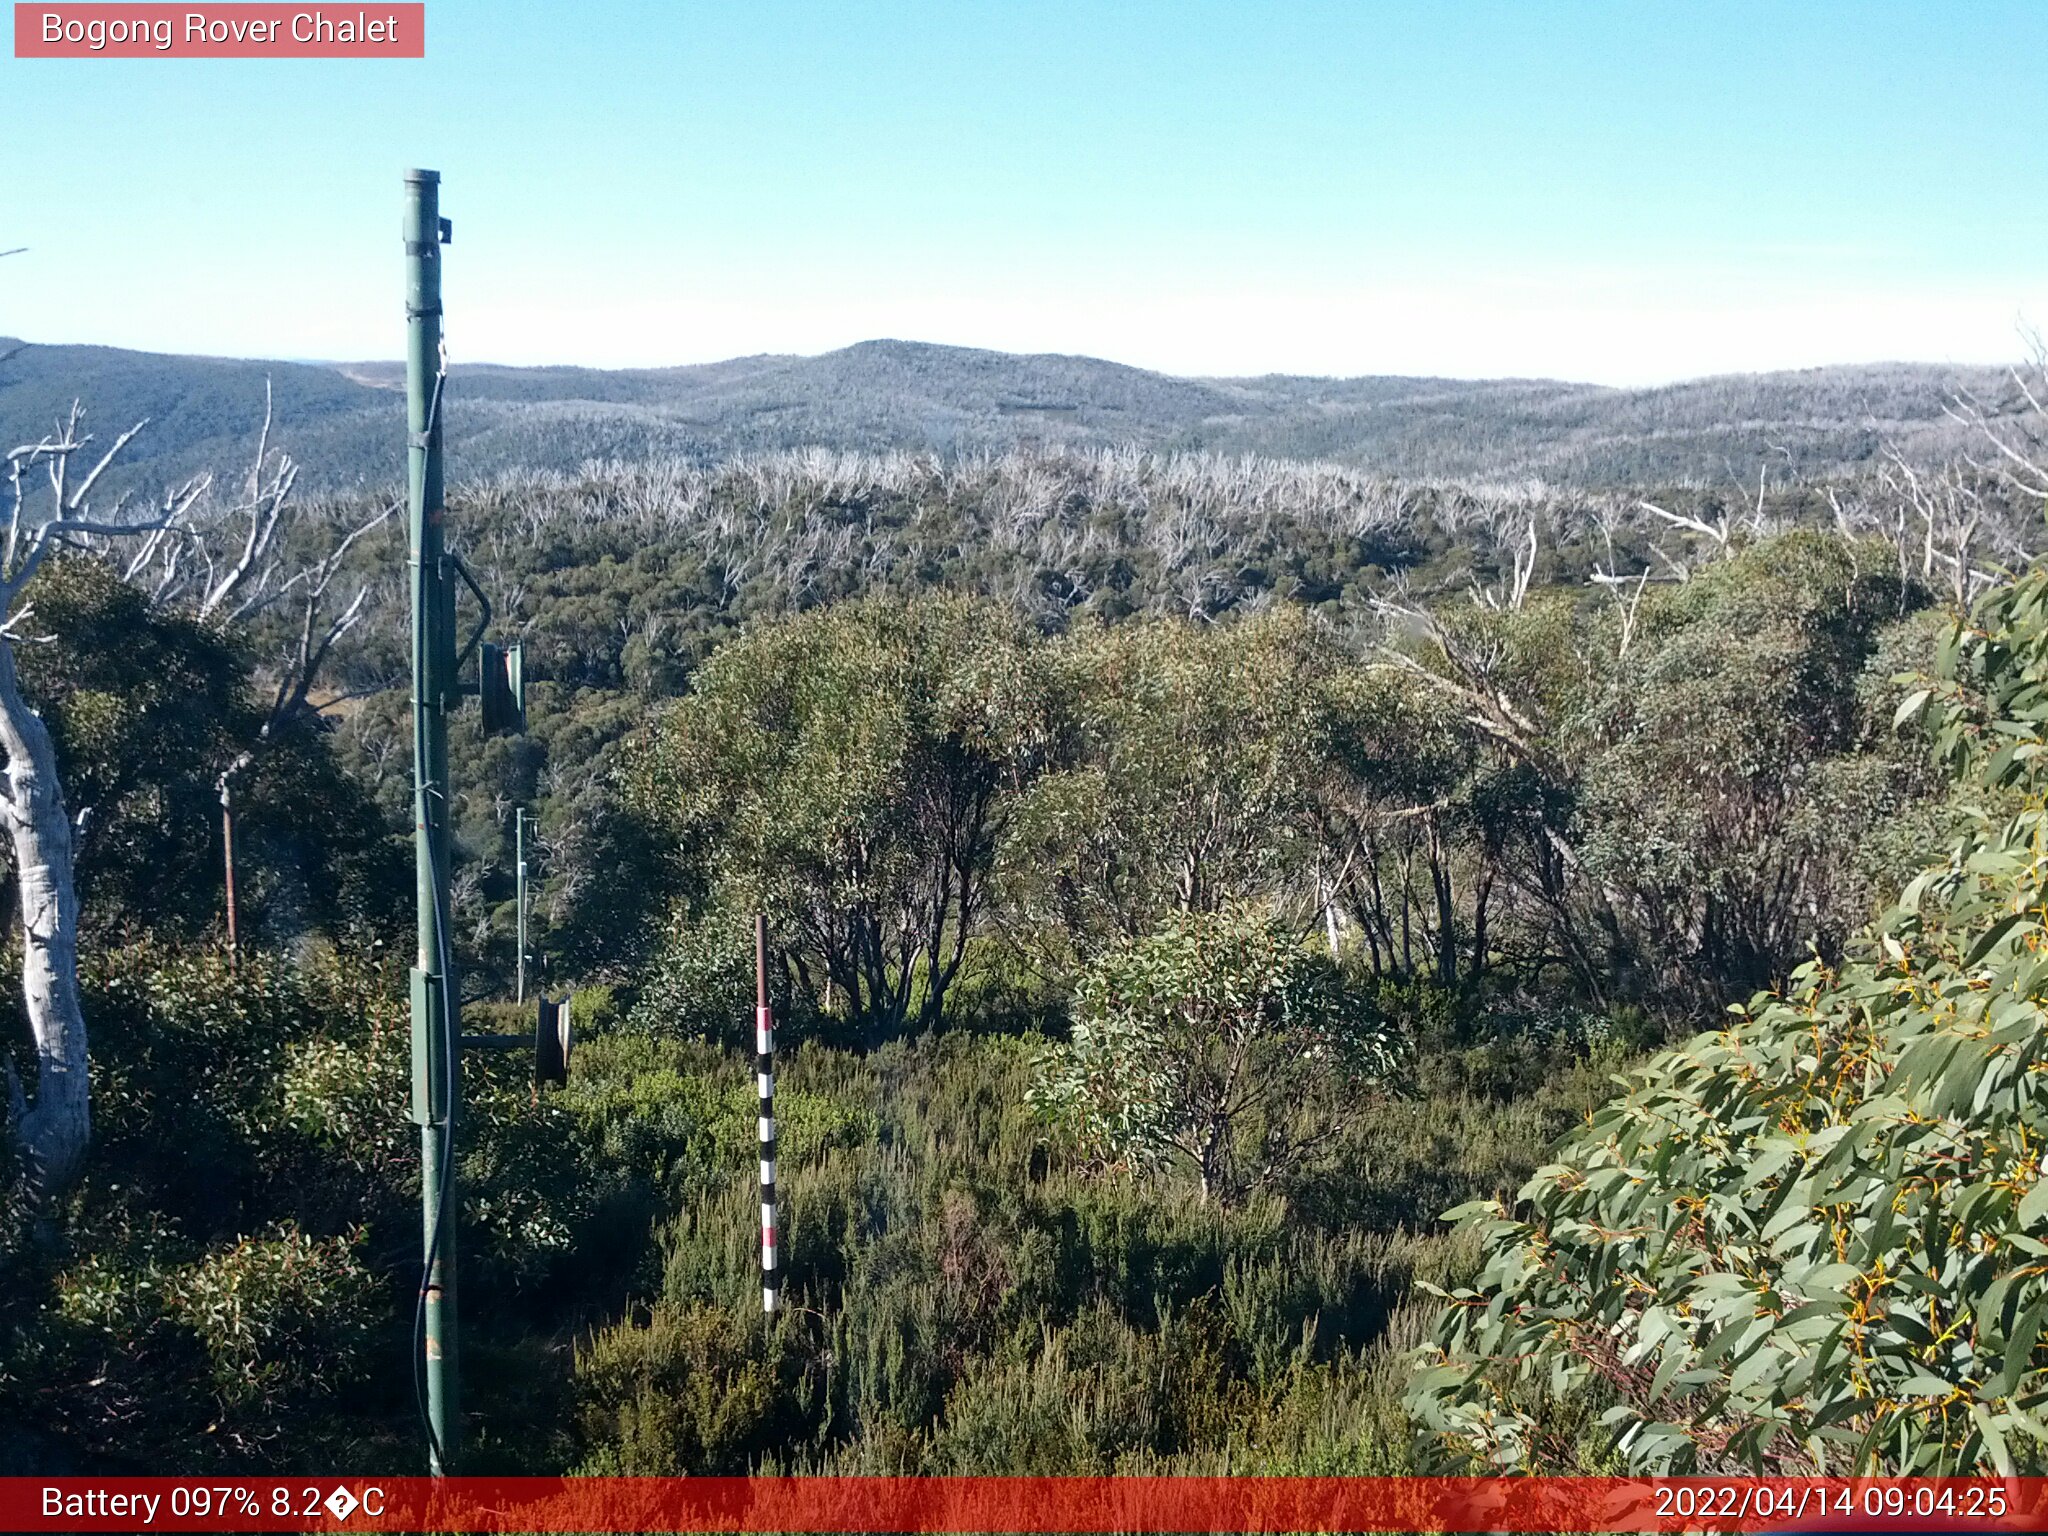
[3,327,2031,394]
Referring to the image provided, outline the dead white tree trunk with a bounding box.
[0,632,86,1192]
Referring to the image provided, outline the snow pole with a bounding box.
[755,914,779,1314]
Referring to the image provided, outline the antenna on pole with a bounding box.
[756,915,779,1314]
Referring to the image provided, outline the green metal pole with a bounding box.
[515,807,527,1006]
[404,166,459,1475]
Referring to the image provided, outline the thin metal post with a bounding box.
[756,915,778,1314]
[221,790,238,965]
[405,166,459,1475]
[515,807,527,1005]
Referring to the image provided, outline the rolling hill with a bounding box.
[0,334,2017,493]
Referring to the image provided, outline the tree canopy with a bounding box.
[1408,554,2048,1475]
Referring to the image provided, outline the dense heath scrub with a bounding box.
[0,942,1626,1473]
[7,430,2046,1473]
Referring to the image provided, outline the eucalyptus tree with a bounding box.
[1560,533,1935,1001]
[631,592,1054,1042]
[1313,664,1498,989]
[0,411,209,1192]
[1029,903,1406,1205]
[994,608,1339,979]
[1363,532,1942,1006]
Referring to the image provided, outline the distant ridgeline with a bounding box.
[0,335,2021,491]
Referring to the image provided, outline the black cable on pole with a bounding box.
[412,831,457,1469]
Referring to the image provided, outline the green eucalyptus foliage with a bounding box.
[626,903,799,1044]
[1407,553,2048,1476]
[1029,905,1408,1205]
[14,557,404,944]
[56,1222,382,1425]
[0,944,415,1469]
[18,560,243,929]
[628,593,1055,1042]
[998,612,1338,975]
[1561,534,1940,1002]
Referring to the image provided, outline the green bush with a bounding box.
[573,1300,821,1474]
[1029,905,1407,1204]
[1408,557,2048,1476]
[165,1225,382,1414]
[626,907,774,1044]
[571,982,624,1037]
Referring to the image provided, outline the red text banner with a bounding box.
[14,4,424,57]
[1,1476,2046,1533]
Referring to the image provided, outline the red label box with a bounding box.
[14,3,424,57]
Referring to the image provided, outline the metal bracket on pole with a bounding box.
[447,552,492,676]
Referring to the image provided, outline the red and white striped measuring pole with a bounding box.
[754,915,779,1314]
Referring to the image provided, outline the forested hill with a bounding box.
[0,334,2012,488]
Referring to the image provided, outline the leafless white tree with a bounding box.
[1636,497,1730,573]
[1474,517,1538,612]
[1872,451,1998,608]
[1589,567,1653,659]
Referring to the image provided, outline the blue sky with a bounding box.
[4,0,2045,383]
